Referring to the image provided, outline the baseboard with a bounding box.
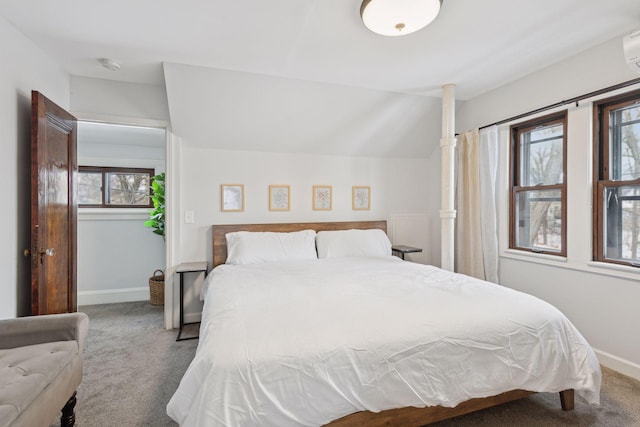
[184,312,202,324]
[78,287,150,306]
[594,348,640,381]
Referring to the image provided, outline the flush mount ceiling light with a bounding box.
[98,57,121,71]
[360,0,442,37]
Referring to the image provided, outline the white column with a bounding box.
[440,84,456,271]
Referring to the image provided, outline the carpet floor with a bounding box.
[52,301,198,427]
[52,301,640,426]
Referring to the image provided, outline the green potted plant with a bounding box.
[144,172,165,239]
[145,172,165,305]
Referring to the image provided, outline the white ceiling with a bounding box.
[2,0,639,100]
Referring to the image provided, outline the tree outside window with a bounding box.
[510,112,567,256]
[78,166,154,208]
[595,91,640,266]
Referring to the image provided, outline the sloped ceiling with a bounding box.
[164,63,444,157]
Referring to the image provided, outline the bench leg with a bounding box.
[559,389,574,411]
[61,391,77,427]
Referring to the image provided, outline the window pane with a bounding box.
[106,172,151,205]
[603,185,640,263]
[78,172,102,204]
[515,189,562,252]
[520,123,564,186]
[610,104,640,181]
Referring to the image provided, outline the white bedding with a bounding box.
[167,256,601,426]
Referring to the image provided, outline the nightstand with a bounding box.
[176,261,208,341]
[392,245,423,260]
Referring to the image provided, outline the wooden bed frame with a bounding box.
[211,220,388,268]
[210,220,575,426]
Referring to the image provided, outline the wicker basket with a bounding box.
[149,269,165,306]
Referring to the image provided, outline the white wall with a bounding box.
[457,36,638,132]
[0,16,70,318]
[424,144,444,268]
[455,35,640,379]
[175,147,432,322]
[163,62,442,327]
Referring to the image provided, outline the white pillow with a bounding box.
[226,230,317,265]
[316,229,391,259]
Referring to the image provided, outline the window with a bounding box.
[594,89,640,267]
[78,166,154,208]
[510,112,567,256]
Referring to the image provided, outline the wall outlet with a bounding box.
[185,210,194,224]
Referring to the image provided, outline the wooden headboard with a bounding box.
[211,220,387,268]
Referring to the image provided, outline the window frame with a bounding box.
[509,111,568,256]
[78,166,155,208]
[593,89,640,267]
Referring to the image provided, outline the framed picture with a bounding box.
[352,186,370,210]
[221,184,244,212]
[312,185,332,210]
[269,185,290,211]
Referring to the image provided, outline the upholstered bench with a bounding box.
[0,312,89,427]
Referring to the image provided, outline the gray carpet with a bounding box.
[52,301,198,427]
[53,301,640,426]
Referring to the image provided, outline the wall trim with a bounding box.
[72,112,169,129]
[78,287,149,306]
[79,208,149,221]
[79,155,165,170]
[184,312,202,324]
[165,132,179,330]
[594,348,640,381]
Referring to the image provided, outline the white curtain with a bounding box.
[455,126,500,282]
[456,129,484,278]
[479,126,500,283]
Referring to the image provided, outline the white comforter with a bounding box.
[167,257,601,426]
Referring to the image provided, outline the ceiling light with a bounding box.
[98,58,121,71]
[360,0,442,37]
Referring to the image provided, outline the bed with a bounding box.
[167,220,601,426]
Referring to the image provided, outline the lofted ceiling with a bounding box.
[1,0,639,100]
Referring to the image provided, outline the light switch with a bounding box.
[185,210,194,224]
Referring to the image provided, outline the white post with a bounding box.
[440,84,456,271]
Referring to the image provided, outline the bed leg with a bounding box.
[559,389,574,411]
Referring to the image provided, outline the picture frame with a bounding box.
[352,186,370,210]
[221,184,244,212]
[269,185,290,211]
[312,185,332,211]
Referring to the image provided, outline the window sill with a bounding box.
[79,208,149,221]
[503,249,567,263]
[586,261,640,277]
[501,249,640,281]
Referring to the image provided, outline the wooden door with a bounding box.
[30,91,78,315]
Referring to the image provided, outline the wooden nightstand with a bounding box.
[392,245,423,260]
[176,262,208,341]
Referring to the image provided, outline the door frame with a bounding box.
[73,113,176,329]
